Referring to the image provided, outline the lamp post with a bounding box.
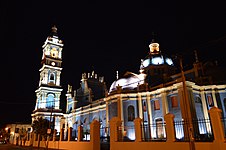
[179,56,195,150]
[46,105,54,150]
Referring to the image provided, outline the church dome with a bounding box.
[140,41,174,69]
[109,72,146,93]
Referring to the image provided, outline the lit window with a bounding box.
[165,58,173,65]
[128,105,135,121]
[151,57,164,65]
[154,100,160,110]
[156,118,164,138]
[171,96,178,108]
[143,59,150,67]
[46,94,54,108]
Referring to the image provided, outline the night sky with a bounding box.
[0,1,226,127]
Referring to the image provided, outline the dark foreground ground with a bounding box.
[0,143,58,150]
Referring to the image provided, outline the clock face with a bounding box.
[51,62,55,66]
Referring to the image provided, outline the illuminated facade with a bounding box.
[63,39,226,141]
[32,26,64,133]
[31,26,226,141]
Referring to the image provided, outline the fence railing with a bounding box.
[100,127,110,142]
[71,129,77,141]
[174,118,214,142]
[82,128,90,141]
[117,126,135,142]
[141,123,166,142]
[221,117,226,138]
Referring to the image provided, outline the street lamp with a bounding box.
[178,55,196,150]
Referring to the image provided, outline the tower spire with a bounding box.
[52,25,57,33]
[49,25,58,38]
[151,32,157,43]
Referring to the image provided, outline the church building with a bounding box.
[32,26,226,140]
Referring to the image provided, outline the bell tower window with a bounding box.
[46,94,55,108]
[50,74,54,80]
[48,71,55,84]
[128,105,135,121]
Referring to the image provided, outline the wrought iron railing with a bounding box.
[221,117,226,138]
[100,126,110,142]
[117,126,135,142]
[71,129,77,141]
[141,123,166,142]
[82,128,90,141]
[174,118,214,142]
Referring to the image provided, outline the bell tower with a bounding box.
[32,25,64,133]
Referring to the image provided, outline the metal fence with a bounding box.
[141,123,166,142]
[117,126,135,142]
[174,118,214,142]
[82,128,90,141]
[100,127,110,142]
[221,117,226,138]
[71,129,77,141]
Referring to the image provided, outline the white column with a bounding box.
[116,94,123,121]
[147,93,152,124]
[200,90,209,119]
[106,101,109,126]
[44,70,48,84]
[211,89,218,107]
[161,91,169,115]
[55,93,60,109]
[138,93,143,119]
[42,92,47,108]
[119,95,124,122]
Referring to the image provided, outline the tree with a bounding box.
[31,117,50,149]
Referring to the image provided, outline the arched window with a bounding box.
[48,70,55,84]
[46,94,54,108]
[50,73,55,81]
[155,118,164,138]
[128,105,135,121]
[195,96,204,119]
